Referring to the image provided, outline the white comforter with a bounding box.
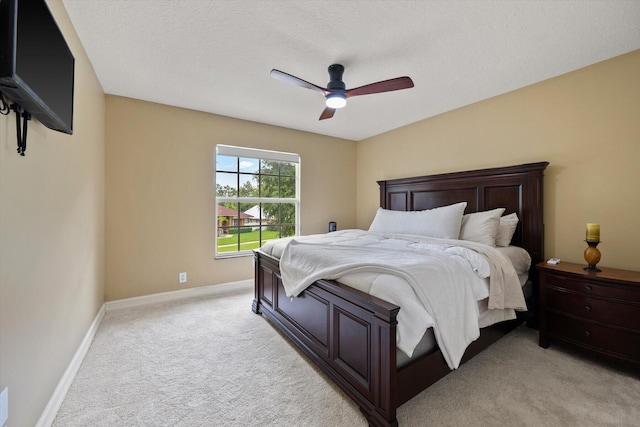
[260,229,526,369]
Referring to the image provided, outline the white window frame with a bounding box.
[215,144,300,258]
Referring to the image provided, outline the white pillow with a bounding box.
[496,212,519,247]
[459,208,505,246]
[369,202,467,239]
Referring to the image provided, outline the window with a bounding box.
[215,145,300,257]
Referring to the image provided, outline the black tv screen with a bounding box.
[0,0,75,134]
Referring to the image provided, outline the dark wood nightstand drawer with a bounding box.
[546,287,640,331]
[549,313,640,360]
[545,273,640,303]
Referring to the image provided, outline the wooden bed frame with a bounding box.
[252,162,548,426]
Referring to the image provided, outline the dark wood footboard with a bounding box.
[253,249,525,426]
[253,250,402,426]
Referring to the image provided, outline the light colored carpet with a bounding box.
[54,290,639,426]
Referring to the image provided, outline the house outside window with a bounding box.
[215,145,300,257]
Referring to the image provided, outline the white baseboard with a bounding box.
[36,304,106,427]
[37,279,253,426]
[105,279,254,312]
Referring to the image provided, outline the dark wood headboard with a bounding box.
[378,162,549,266]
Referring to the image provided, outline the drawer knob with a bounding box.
[585,285,592,291]
[585,305,592,312]
[584,330,591,337]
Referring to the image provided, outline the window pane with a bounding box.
[280,225,296,238]
[239,157,259,173]
[217,203,240,253]
[241,204,260,225]
[239,202,254,213]
[280,162,296,178]
[260,175,279,198]
[280,202,296,227]
[260,226,280,246]
[216,172,237,196]
[239,174,257,197]
[217,203,239,226]
[260,159,279,175]
[262,202,280,223]
[280,176,295,198]
[238,227,262,252]
[216,155,237,172]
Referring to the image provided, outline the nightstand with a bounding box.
[537,261,640,369]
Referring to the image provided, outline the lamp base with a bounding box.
[584,240,602,272]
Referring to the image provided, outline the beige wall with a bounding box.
[1,8,635,422]
[357,50,640,271]
[105,97,356,300]
[0,2,105,426]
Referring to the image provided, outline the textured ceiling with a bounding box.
[61,0,640,141]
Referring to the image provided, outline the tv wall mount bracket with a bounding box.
[0,94,31,156]
[11,103,31,156]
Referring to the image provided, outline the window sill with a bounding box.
[215,251,254,260]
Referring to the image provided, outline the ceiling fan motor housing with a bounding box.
[327,64,346,91]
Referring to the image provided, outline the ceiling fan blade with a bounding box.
[346,76,414,98]
[319,107,335,120]
[270,69,328,95]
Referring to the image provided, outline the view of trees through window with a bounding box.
[216,153,298,255]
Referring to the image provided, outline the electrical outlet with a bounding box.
[179,272,187,284]
[0,387,8,427]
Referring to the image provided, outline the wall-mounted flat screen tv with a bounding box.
[0,0,75,134]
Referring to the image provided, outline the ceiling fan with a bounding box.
[270,64,414,120]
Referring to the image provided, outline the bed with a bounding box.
[251,162,548,427]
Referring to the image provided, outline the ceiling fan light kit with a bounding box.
[270,64,414,120]
[325,93,346,109]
